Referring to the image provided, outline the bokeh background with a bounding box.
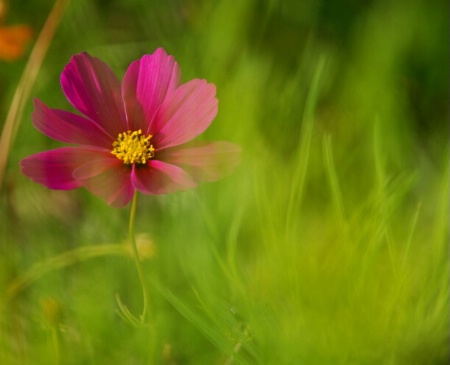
[0,0,448,364]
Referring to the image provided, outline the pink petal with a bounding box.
[151,79,218,149]
[131,160,196,195]
[32,99,114,148]
[76,162,134,208]
[20,147,109,190]
[60,52,127,137]
[122,48,180,132]
[72,156,121,180]
[159,141,241,182]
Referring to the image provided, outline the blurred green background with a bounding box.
[0,0,448,364]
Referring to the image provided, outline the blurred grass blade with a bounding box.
[6,243,126,300]
[285,55,326,238]
[0,0,68,189]
[151,278,252,365]
[115,293,144,327]
[323,134,348,237]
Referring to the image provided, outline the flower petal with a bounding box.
[151,79,218,149]
[60,52,127,137]
[76,161,134,208]
[32,98,113,148]
[122,48,180,131]
[20,147,108,190]
[0,25,33,61]
[159,141,241,182]
[72,155,120,180]
[131,160,196,195]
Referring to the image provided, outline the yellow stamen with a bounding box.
[111,129,155,165]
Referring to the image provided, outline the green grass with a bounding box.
[0,0,448,364]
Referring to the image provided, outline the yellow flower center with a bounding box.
[111,129,155,165]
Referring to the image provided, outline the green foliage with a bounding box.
[1,0,448,364]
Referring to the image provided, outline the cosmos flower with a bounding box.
[0,25,32,61]
[21,48,241,207]
[0,0,32,61]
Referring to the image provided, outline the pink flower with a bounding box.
[21,48,240,207]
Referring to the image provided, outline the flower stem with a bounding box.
[128,190,149,323]
[50,326,60,365]
[128,192,158,361]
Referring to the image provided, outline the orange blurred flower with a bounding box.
[0,0,32,61]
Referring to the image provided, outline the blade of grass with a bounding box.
[0,0,68,189]
[285,55,326,239]
[373,120,399,278]
[323,134,348,238]
[6,243,127,300]
[150,278,254,365]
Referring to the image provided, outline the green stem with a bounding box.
[128,191,149,323]
[51,326,60,365]
[7,244,127,300]
[128,192,157,361]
